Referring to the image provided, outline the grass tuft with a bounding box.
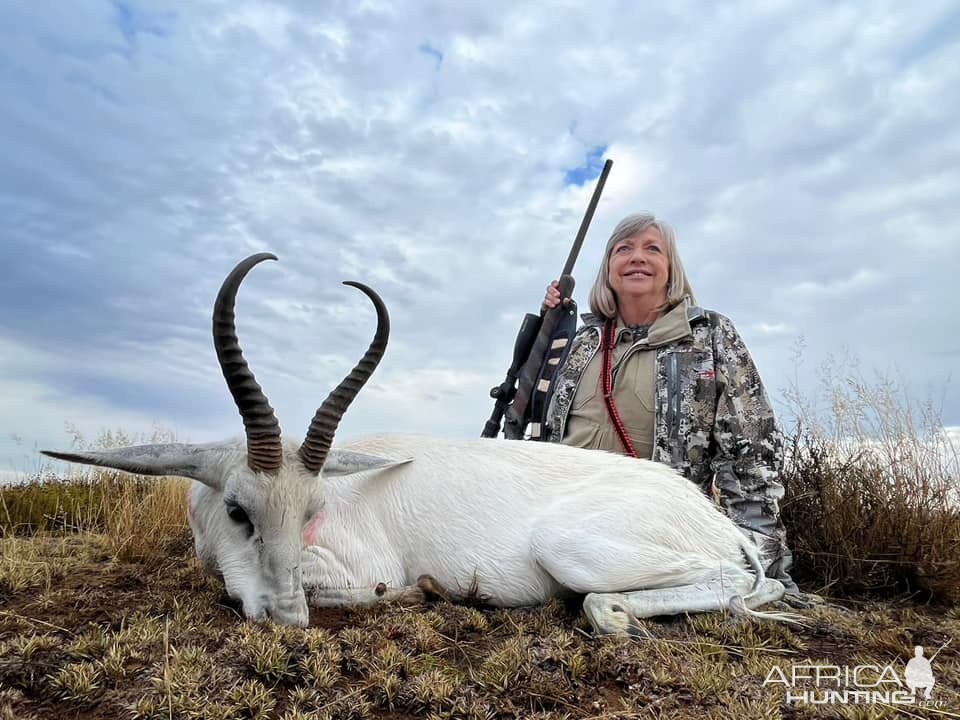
[225,679,276,720]
[49,661,102,701]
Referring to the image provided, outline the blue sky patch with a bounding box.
[113,1,174,45]
[419,43,443,69]
[564,144,608,186]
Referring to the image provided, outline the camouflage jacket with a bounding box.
[543,301,796,589]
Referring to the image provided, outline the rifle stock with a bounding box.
[482,312,541,438]
[501,298,577,439]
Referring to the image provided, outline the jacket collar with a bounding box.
[581,296,706,347]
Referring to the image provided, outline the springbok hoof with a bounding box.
[625,617,655,640]
[393,585,427,606]
[416,574,451,602]
[583,593,652,639]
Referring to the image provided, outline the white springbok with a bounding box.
[44,254,790,635]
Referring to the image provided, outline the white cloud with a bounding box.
[784,269,884,298]
[1,1,959,478]
[753,322,794,337]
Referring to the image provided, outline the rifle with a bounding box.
[482,158,613,440]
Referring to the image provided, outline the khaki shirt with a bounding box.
[564,302,693,458]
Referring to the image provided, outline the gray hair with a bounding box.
[587,213,696,320]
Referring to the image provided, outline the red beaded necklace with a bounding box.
[601,318,639,458]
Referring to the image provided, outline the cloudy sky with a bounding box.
[2,1,959,480]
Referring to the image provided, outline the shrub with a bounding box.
[781,357,960,604]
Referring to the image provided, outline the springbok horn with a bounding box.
[299,281,389,474]
[213,253,283,473]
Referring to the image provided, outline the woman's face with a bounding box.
[608,226,670,306]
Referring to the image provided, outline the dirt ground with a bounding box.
[1,533,957,720]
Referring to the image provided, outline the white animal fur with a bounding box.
[43,255,790,633]
[43,430,789,631]
[304,433,758,603]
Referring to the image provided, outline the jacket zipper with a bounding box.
[666,352,680,439]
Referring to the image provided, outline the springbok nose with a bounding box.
[269,593,309,627]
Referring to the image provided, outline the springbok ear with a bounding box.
[40,442,235,490]
[321,450,412,478]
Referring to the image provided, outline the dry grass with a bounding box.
[99,473,189,563]
[1,471,189,564]
[1,552,958,720]
[781,357,960,604]
[1,428,189,565]
[3,545,955,720]
[1,369,959,718]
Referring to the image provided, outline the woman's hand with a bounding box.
[542,280,563,312]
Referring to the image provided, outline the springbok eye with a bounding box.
[226,503,251,526]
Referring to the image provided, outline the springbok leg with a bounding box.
[306,582,425,608]
[584,574,786,635]
[305,574,449,608]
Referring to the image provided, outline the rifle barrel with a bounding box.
[561,158,613,277]
[484,157,613,440]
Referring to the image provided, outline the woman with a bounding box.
[541,212,799,594]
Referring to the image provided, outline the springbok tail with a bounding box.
[740,535,767,598]
[735,535,808,625]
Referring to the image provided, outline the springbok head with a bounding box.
[43,254,397,625]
